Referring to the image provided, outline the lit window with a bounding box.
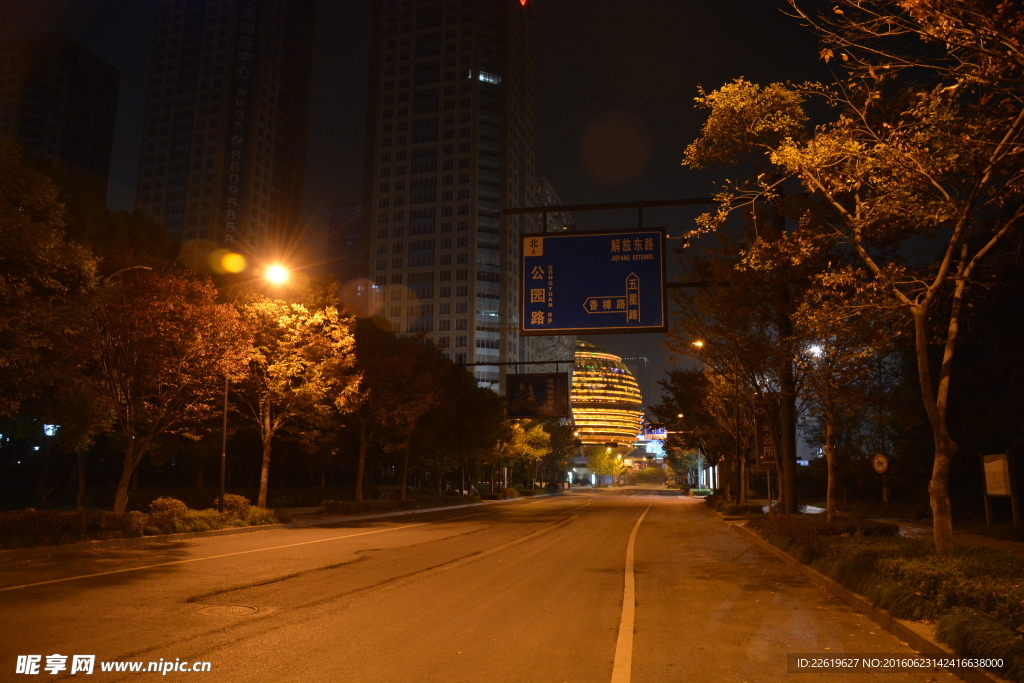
[478,71,500,85]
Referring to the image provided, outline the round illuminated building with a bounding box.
[571,341,644,446]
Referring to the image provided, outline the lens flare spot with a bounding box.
[221,252,247,273]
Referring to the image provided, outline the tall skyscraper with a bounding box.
[135,0,314,254]
[0,34,119,204]
[362,0,537,389]
[326,201,364,284]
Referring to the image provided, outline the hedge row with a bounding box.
[748,515,1024,682]
[0,496,284,550]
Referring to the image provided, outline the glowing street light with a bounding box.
[692,340,704,348]
[219,260,290,513]
[265,264,290,285]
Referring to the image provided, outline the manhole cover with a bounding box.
[195,605,257,616]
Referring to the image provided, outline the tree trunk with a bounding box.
[113,436,139,513]
[75,451,87,511]
[779,357,798,514]
[257,438,272,508]
[400,443,411,499]
[824,398,837,522]
[257,409,274,508]
[354,422,369,502]
[912,307,958,552]
[194,459,204,490]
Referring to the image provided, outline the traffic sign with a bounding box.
[520,229,666,335]
[506,373,570,418]
[872,454,888,474]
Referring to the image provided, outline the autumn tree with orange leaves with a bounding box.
[683,0,1024,551]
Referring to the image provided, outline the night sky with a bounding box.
[0,0,832,406]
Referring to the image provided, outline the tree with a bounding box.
[415,361,504,495]
[794,285,893,520]
[686,1,1024,550]
[0,138,98,418]
[346,319,438,502]
[234,298,359,507]
[84,269,251,512]
[664,224,829,509]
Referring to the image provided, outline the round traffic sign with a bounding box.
[872,454,888,474]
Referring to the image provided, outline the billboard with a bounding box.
[506,373,571,418]
[520,229,666,335]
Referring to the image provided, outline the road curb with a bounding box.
[731,523,1009,683]
[0,493,564,562]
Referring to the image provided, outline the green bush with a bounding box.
[937,610,1024,682]
[214,493,252,519]
[0,510,147,549]
[480,493,501,500]
[148,497,189,522]
[519,489,537,496]
[0,504,283,550]
[502,488,520,499]
[747,515,898,550]
[691,488,713,497]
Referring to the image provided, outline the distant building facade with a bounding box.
[571,341,644,447]
[326,201,364,283]
[362,0,540,389]
[0,34,119,204]
[134,0,315,254]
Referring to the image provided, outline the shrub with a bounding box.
[545,482,561,493]
[0,510,147,549]
[480,493,501,500]
[691,488,713,497]
[747,515,898,549]
[519,489,537,496]
[749,515,1024,680]
[272,508,294,523]
[148,497,189,522]
[214,494,252,519]
[245,507,279,526]
[502,488,520,499]
[937,610,1024,683]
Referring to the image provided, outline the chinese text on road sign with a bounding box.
[520,230,666,335]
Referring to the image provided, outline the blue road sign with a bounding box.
[520,229,666,335]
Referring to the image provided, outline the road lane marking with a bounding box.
[611,502,651,683]
[0,499,581,593]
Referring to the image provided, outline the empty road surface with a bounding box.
[1,489,956,682]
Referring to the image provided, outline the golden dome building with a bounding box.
[571,341,644,446]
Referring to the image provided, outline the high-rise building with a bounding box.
[0,34,119,204]
[135,0,315,254]
[326,201,364,284]
[362,0,536,389]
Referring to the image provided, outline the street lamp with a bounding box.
[265,264,290,285]
[218,263,291,512]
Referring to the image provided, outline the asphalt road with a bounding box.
[0,489,958,682]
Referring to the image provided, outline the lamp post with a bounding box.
[218,263,290,513]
